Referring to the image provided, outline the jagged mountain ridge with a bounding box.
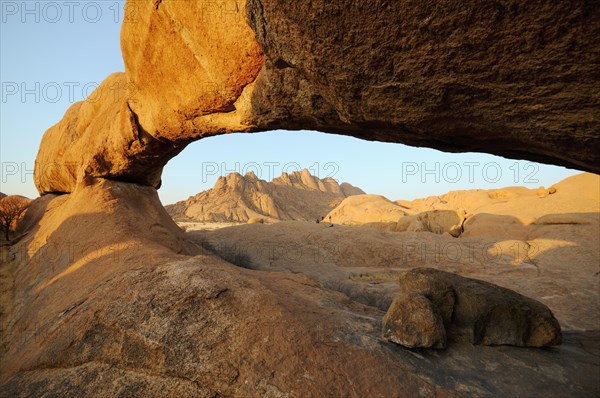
[166,169,364,222]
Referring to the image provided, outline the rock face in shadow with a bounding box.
[35,0,599,194]
[246,0,599,171]
[382,268,562,349]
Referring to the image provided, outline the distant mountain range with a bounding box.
[165,169,364,222]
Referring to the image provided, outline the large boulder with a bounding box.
[382,292,447,349]
[395,210,467,236]
[326,194,407,224]
[382,268,562,349]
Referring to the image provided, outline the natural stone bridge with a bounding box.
[34,0,599,194]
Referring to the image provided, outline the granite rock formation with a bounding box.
[35,0,599,194]
[5,0,599,396]
[166,169,364,222]
[382,268,562,349]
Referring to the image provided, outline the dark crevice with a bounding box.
[273,59,292,69]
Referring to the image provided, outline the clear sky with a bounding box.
[1,1,581,205]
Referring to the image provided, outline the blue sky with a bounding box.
[1,1,581,204]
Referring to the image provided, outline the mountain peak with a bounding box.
[167,170,364,222]
[245,170,258,180]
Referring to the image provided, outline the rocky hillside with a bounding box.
[165,169,364,222]
[326,173,599,237]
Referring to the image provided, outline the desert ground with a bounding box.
[156,172,600,395]
[1,172,598,396]
[184,172,600,332]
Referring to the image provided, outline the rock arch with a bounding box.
[34,0,600,195]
